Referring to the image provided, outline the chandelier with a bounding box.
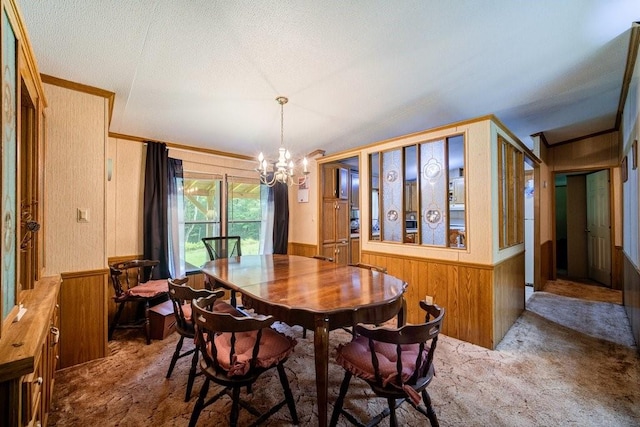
[257,96,309,187]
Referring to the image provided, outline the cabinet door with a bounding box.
[322,200,336,243]
[350,238,360,264]
[350,172,359,208]
[335,200,350,243]
[323,166,338,198]
[322,244,336,260]
[454,178,465,204]
[334,241,349,266]
[338,167,349,200]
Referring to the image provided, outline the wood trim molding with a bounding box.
[108,132,254,161]
[41,74,115,125]
[616,22,640,131]
[547,128,618,148]
[107,254,143,265]
[61,268,109,279]
[360,250,495,270]
[531,132,550,148]
[6,0,47,106]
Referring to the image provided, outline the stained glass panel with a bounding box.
[420,140,447,246]
[382,149,403,242]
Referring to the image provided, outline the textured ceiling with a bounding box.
[18,1,640,160]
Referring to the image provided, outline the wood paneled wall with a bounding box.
[59,270,109,369]
[623,255,640,353]
[360,251,525,349]
[288,242,318,258]
[493,253,525,346]
[613,246,624,291]
[540,240,553,286]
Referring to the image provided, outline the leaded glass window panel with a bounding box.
[420,139,447,246]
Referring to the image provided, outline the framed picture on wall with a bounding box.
[622,155,628,183]
[633,139,638,170]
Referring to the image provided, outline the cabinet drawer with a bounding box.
[22,349,44,426]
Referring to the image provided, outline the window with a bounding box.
[184,177,222,270]
[369,134,466,248]
[497,136,524,248]
[183,175,263,271]
[228,180,262,255]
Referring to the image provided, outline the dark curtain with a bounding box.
[143,141,171,279]
[272,181,289,254]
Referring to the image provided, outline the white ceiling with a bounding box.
[18,1,640,161]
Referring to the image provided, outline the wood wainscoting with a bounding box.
[59,269,109,369]
[623,254,640,354]
[361,251,525,349]
[612,246,624,290]
[540,239,553,286]
[105,256,213,343]
[288,242,318,258]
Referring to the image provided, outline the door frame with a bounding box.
[551,167,616,286]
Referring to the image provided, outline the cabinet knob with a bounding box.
[35,376,43,385]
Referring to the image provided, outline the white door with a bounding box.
[586,170,611,286]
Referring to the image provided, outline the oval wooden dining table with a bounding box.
[201,254,407,427]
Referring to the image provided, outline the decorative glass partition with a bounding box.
[420,139,447,245]
[369,133,466,249]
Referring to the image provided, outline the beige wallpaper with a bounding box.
[287,155,320,246]
[43,84,107,274]
[107,138,145,257]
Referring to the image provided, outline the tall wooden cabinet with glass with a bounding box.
[0,1,60,426]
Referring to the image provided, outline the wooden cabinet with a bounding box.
[449,177,465,205]
[350,172,359,208]
[350,237,360,264]
[322,241,349,266]
[0,276,61,427]
[323,165,349,200]
[322,199,349,244]
[405,181,417,212]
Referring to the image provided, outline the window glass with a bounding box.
[419,139,447,245]
[447,135,466,248]
[381,149,403,242]
[370,153,380,240]
[184,178,221,269]
[228,181,262,255]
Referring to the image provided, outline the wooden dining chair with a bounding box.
[108,259,169,345]
[330,301,445,427]
[348,262,387,273]
[201,236,242,307]
[166,278,242,401]
[201,235,242,260]
[189,293,299,427]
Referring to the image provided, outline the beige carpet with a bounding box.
[48,292,640,426]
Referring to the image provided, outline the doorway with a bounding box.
[554,170,612,287]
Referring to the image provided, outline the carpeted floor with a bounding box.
[48,291,640,426]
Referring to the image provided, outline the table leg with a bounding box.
[313,315,330,427]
